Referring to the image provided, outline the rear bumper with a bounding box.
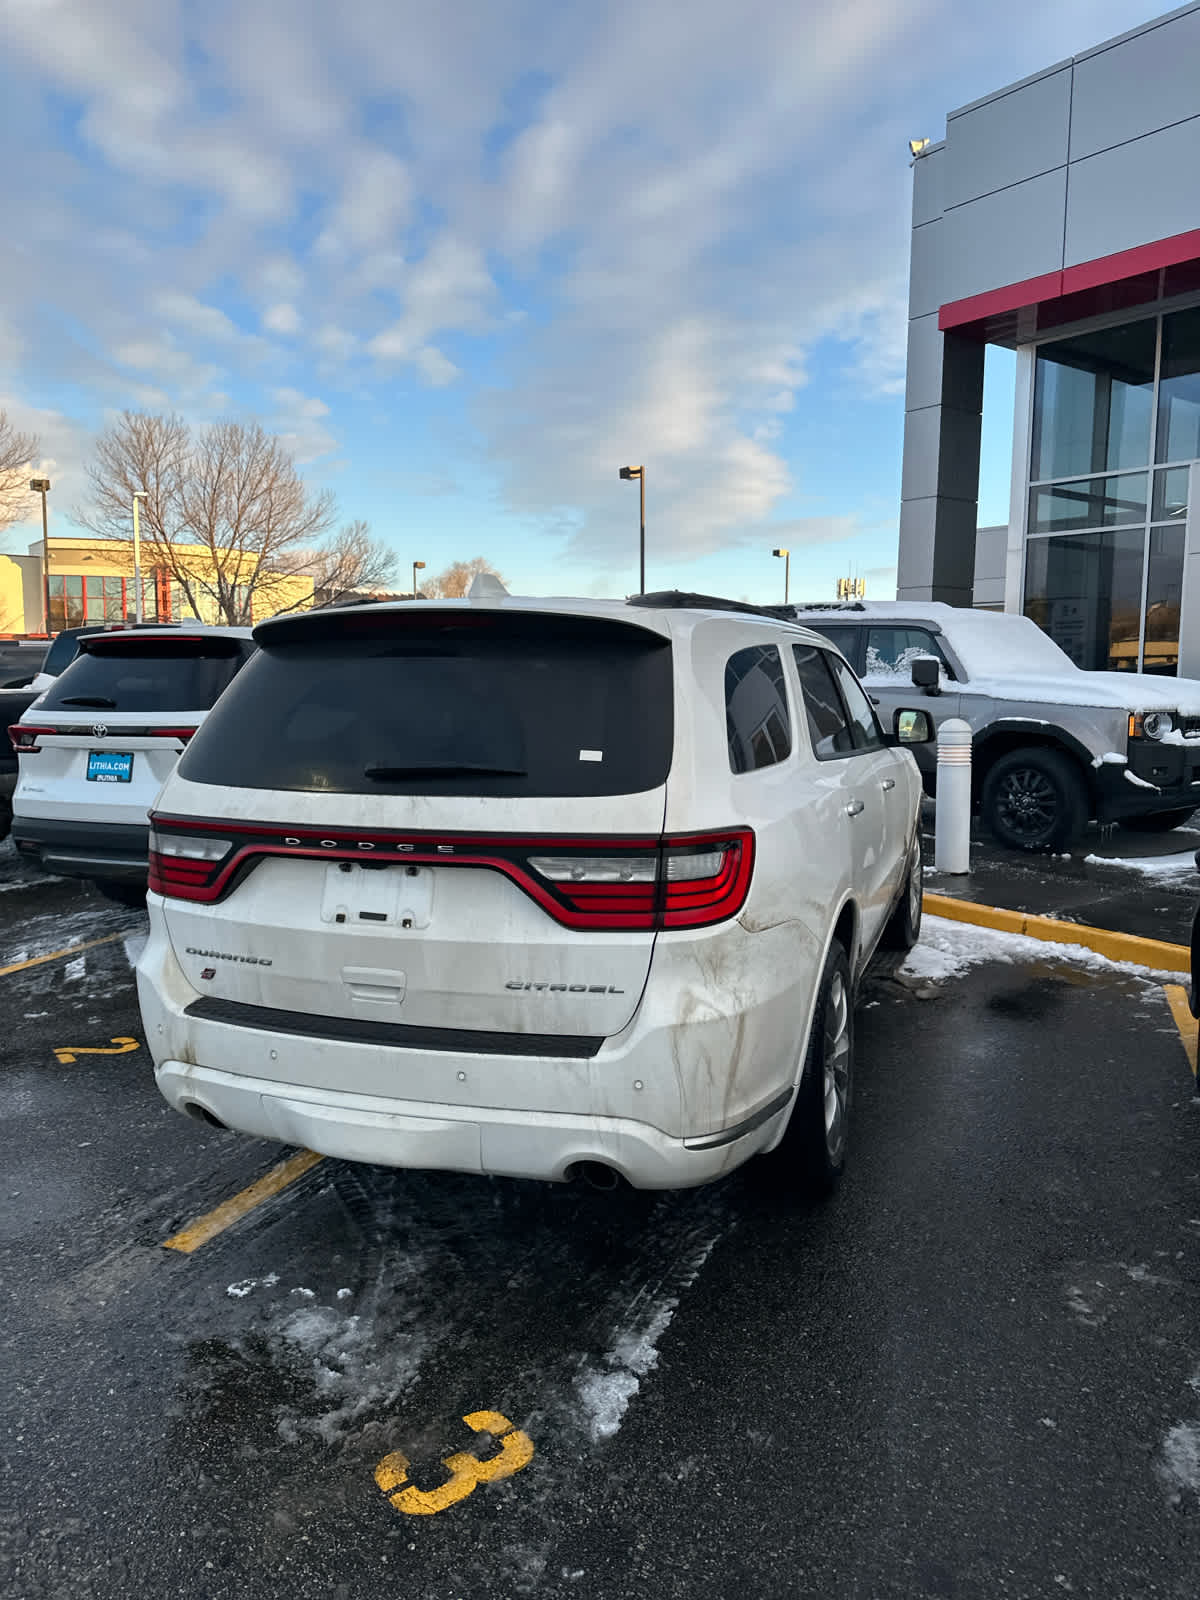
[152,1059,786,1189]
[137,899,814,1191]
[10,815,150,881]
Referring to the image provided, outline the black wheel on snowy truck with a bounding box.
[980,745,1089,853]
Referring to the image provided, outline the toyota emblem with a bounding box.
[92,723,109,739]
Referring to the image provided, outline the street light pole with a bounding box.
[132,492,149,623]
[412,559,426,599]
[29,478,51,632]
[619,465,646,595]
[772,547,790,605]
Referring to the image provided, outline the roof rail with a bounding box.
[628,590,796,622]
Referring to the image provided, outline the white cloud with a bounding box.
[273,387,330,420]
[368,232,495,363]
[263,303,301,336]
[153,292,239,343]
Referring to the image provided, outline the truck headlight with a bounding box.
[1129,711,1175,740]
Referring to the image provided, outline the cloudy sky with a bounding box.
[0,0,1171,602]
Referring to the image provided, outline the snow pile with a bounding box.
[1156,1421,1200,1506]
[901,915,1180,984]
[1083,850,1197,876]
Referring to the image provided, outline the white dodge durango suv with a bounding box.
[137,591,931,1191]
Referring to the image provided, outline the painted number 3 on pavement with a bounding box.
[374,1411,534,1516]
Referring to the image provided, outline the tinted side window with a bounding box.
[864,626,951,679]
[829,657,883,751]
[726,645,792,774]
[792,645,855,759]
[807,624,861,667]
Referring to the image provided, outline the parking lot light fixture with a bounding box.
[772,547,790,605]
[619,465,645,596]
[29,478,51,632]
[412,559,426,599]
[132,491,150,623]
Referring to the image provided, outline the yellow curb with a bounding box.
[922,892,1190,974]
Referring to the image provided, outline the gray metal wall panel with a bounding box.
[939,169,1067,304]
[1070,9,1200,160]
[904,313,944,412]
[973,525,1009,584]
[909,219,944,319]
[943,69,1071,209]
[1065,115,1200,265]
[912,146,945,227]
[900,406,943,503]
[897,498,938,593]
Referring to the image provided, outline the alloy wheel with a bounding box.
[996,767,1058,843]
[822,970,851,1161]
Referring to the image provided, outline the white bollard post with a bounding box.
[935,717,972,874]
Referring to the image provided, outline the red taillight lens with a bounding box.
[9,724,53,753]
[148,726,198,744]
[147,828,232,900]
[146,820,755,928]
[661,834,755,929]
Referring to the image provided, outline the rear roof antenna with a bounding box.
[468,570,510,600]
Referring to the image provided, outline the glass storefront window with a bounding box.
[1143,525,1185,676]
[1152,466,1189,522]
[1028,473,1147,534]
[1024,529,1146,672]
[1157,306,1200,464]
[1032,318,1156,480]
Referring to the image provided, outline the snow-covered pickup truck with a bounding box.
[793,600,1200,852]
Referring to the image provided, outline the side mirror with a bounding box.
[893,708,934,745]
[910,655,941,696]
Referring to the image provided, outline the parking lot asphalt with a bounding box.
[3,841,1200,1600]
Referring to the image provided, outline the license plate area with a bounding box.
[319,861,434,929]
[86,751,134,783]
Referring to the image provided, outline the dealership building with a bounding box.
[901,0,1200,677]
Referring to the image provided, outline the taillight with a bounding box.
[9,724,53,753]
[146,819,755,929]
[147,828,232,898]
[148,727,198,744]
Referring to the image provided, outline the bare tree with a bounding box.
[77,413,338,624]
[423,556,507,599]
[288,520,398,606]
[0,409,41,536]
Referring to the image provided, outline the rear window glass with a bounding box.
[40,638,250,714]
[179,612,675,798]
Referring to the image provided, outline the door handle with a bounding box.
[881,778,896,791]
[845,800,865,817]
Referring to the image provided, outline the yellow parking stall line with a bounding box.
[0,930,129,979]
[1163,984,1198,1078]
[162,1150,324,1254]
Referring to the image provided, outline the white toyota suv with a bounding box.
[10,625,255,904]
[137,591,931,1192]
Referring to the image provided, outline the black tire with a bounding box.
[772,940,854,1198]
[880,833,923,952]
[1119,807,1197,833]
[981,746,1088,852]
[95,879,146,909]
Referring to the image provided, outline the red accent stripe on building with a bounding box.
[938,226,1200,333]
[1059,227,1200,295]
[937,270,1063,332]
